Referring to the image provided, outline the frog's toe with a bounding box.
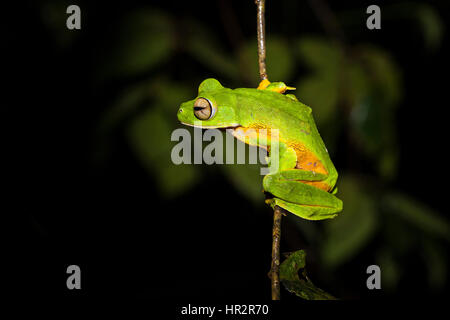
[262,82,296,94]
[257,79,271,90]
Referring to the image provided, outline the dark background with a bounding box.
[4,0,450,304]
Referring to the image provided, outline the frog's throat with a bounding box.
[230,126,268,150]
[180,122,240,129]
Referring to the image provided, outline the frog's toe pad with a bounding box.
[257,79,271,90]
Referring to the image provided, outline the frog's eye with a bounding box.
[193,98,215,120]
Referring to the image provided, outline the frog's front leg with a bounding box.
[257,79,296,94]
[263,169,343,220]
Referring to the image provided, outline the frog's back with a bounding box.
[233,88,312,124]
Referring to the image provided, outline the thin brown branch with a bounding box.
[255,0,281,300]
[270,205,282,300]
[255,0,268,81]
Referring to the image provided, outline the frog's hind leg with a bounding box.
[266,198,340,220]
[263,170,343,220]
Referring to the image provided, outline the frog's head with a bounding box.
[177,78,240,129]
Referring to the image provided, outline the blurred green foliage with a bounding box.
[280,250,336,300]
[102,9,175,78]
[43,1,446,297]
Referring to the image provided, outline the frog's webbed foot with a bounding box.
[257,79,296,94]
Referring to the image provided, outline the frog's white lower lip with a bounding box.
[180,122,240,129]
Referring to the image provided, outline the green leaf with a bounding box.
[345,62,371,107]
[127,107,198,197]
[348,46,402,180]
[383,193,450,242]
[356,45,402,108]
[294,37,342,127]
[98,83,150,135]
[101,9,174,78]
[94,82,152,164]
[321,175,378,269]
[422,240,447,290]
[349,93,399,180]
[416,4,443,51]
[185,19,239,80]
[377,147,399,181]
[295,74,339,126]
[221,164,264,205]
[264,37,296,82]
[296,36,342,75]
[148,80,194,117]
[280,250,337,300]
[376,250,400,291]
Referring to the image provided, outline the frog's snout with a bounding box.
[177,106,186,122]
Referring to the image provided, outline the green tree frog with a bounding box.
[177,78,343,220]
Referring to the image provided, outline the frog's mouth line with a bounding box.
[180,122,241,129]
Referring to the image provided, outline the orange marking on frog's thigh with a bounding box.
[290,143,328,175]
[300,180,331,192]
